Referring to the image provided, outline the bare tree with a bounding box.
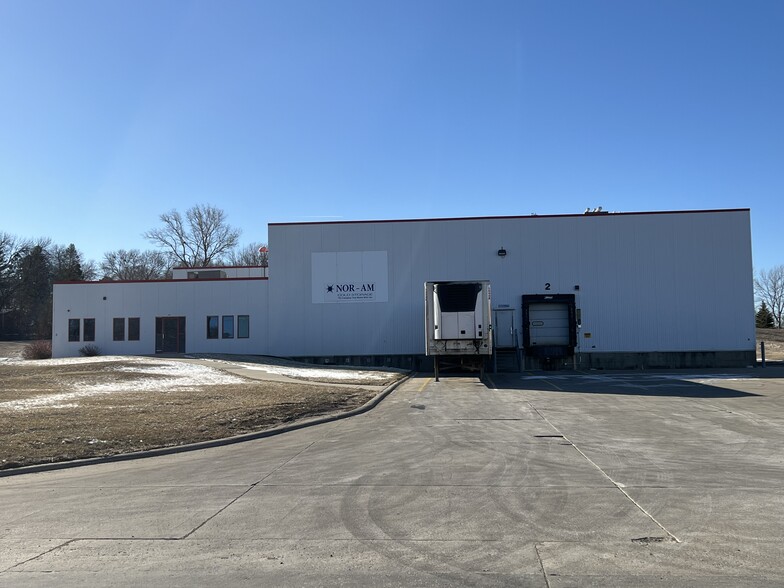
[755,265,784,328]
[144,204,241,267]
[0,233,24,297]
[81,260,98,281]
[101,249,170,280]
[227,242,268,267]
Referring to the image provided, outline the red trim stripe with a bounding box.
[171,265,268,270]
[54,277,268,285]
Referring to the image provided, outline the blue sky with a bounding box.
[1,0,782,270]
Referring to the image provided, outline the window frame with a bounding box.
[68,318,80,342]
[207,315,219,339]
[222,315,234,339]
[113,317,125,341]
[237,315,249,339]
[128,317,140,341]
[83,318,95,342]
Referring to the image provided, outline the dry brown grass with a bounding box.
[0,358,382,470]
[757,328,784,361]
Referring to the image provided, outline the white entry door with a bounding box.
[494,309,516,348]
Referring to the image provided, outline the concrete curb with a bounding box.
[0,373,413,478]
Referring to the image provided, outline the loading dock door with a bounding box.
[522,294,577,359]
[528,303,570,346]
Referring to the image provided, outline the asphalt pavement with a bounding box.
[2,368,784,587]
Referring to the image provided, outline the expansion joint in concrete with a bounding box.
[181,440,319,540]
[534,543,552,588]
[527,401,682,544]
[1,539,77,574]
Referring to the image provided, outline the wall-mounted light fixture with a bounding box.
[497,248,507,257]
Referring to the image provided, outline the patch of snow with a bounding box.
[236,364,391,381]
[5,355,400,381]
[1,389,112,410]
[0,361,245,411]
[0,355,396,412]
[2,355,153,367]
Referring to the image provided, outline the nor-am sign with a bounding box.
[311,251,389,304]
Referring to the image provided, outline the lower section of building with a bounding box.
[289,350,758,371]
[569,350,757,370]
[52,209,757,369]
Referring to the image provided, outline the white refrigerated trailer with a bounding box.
[424,280,492,379]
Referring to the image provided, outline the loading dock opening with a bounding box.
[522,294,576,369]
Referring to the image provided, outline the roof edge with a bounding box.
[171,264,267,270]
[53,277,269,286]
[269,208,750,227]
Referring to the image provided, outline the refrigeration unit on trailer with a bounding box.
[424,281,492,379]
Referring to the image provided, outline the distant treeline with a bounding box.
[2,205,267,339]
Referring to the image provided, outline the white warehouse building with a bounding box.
[53,208,756,369]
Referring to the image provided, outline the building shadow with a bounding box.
[481,369,784,398]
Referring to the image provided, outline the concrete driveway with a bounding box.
[2,369,784,586]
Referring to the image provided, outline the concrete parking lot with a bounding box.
[1,368,783,586]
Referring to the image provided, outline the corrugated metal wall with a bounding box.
[268,210,754,357]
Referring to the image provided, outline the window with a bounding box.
[222,315,234,339]
[113,318,125,341]
[128,317,140,341]
[68,319,80,342]
[238,315,249,338]
[83,318,95,342]
[207,316,219,339]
